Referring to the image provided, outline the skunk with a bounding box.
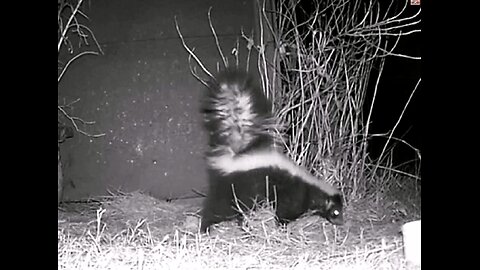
[200,70,344,233]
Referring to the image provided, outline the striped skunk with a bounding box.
[200,70,344,233]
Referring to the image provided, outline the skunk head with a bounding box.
[325,193,344,225]
[309,192,344,225]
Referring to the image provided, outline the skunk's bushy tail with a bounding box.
[199,70,345,233]
[202,70,276,156]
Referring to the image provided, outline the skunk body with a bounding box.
[200,70,344,233]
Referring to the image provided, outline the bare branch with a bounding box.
[58,51,99,83]
[207,7,228,68]
[58,0,84,53]
[373,78,421,174]
[58,0,105,139]
[58,105,106,138]
[174,16,214,81]
[187,49,210,87]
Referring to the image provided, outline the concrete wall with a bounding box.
[58,0,255,201]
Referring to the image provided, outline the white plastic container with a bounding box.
[401,220,421,266]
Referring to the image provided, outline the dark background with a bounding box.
[364,3,422,167]
[58,0,421,202]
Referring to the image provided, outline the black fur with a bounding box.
[200,70,344,233]
[200,166,344,232]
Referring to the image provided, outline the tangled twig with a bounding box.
[58,0,105,138]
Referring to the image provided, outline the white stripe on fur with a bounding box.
[207,150,338,195]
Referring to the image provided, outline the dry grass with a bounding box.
[175,0,421,202]
[249,0,421,200]
[58,191,420,269]
[58,0,421,268]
